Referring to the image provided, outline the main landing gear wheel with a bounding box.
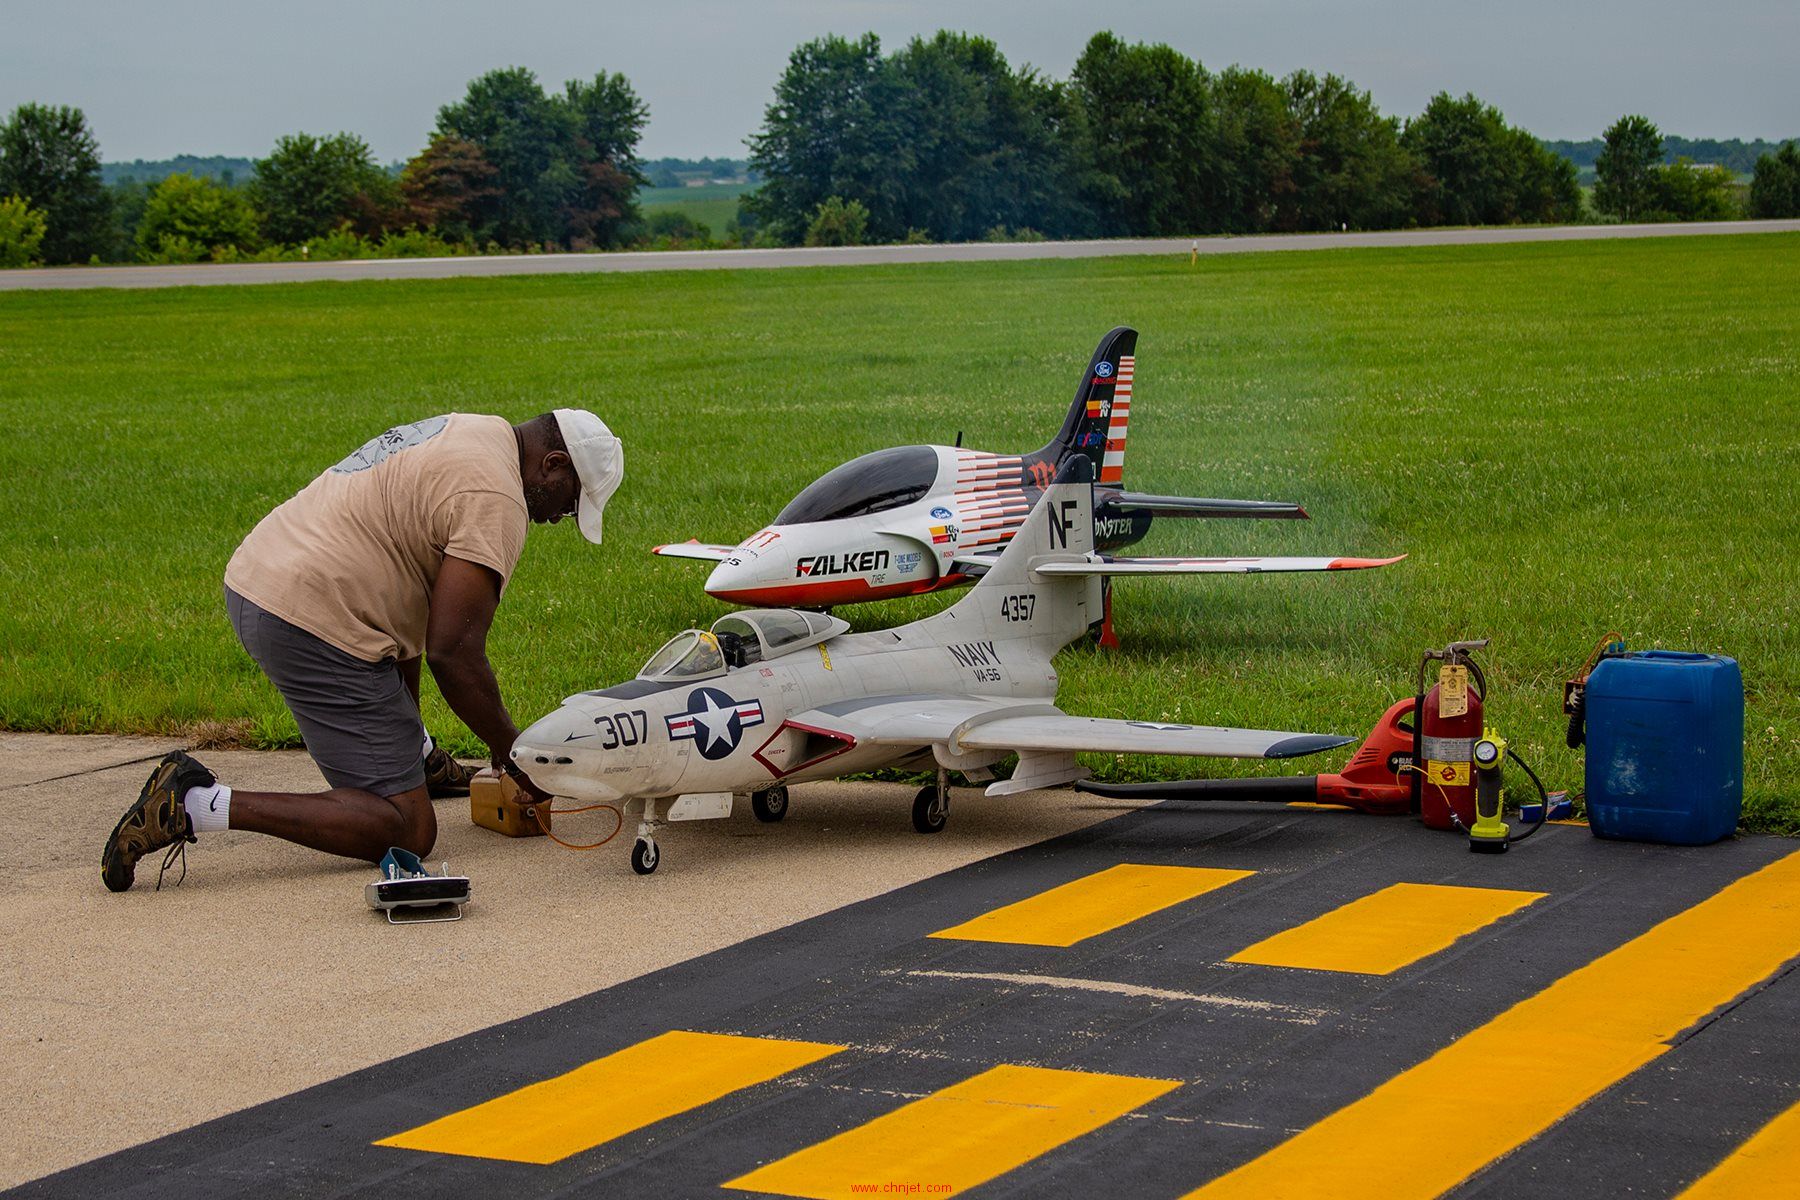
[630,837,659,875]
[751,785,789,823]
[912,781,949,834]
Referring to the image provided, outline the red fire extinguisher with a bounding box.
[1413,640,1489,830]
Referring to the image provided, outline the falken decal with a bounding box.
[666,687,766,760]
[796,549,890,577]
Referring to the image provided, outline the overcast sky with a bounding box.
[3,1,1794,164]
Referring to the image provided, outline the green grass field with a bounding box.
[638,182,749,236]
[2,234,1795,829]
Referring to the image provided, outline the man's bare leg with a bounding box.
[226,784,435,862]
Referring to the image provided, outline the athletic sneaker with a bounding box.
[423,744,476,798]
[101,751,213,893]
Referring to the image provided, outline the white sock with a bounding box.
[421,731,435,757]
[185,783,233,833]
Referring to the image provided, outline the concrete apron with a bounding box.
[0,731,1144,1188]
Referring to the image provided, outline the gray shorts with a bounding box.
[226,587,427,796]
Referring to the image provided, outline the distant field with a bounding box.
[1,234,1795,829]
[638,181,750,236]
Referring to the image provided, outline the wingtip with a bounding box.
[1265,733,1357,759]
[650,538,705,555]
[1326,554,1407,570]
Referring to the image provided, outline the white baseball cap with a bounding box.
[553,409,624,545]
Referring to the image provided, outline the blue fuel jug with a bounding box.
[1585,651,1742,845]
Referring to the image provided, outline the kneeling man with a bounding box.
[101,410,622,891]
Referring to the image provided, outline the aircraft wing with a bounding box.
[1033,554,1405,576]
[958,716,1352,759]
[791,694,1350,759]
[650,540,737,562]
[797,694,1053,747]
[1115,492,1309,520]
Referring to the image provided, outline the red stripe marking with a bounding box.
[1327,555,1408,569]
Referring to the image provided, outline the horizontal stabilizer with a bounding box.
[1115,492,1309,520]
[650,540,737,562]
[1034,554,1405,577]
[949,551,1001,575]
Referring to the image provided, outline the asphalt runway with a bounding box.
[18,800,1798,1200]
[4,220,1798,290]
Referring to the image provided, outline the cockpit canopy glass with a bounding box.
[710,609,847,664]
[774,445,938,525]
[636,630,726,681]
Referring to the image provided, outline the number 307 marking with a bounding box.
[1000,593,1036,622]
[596,709,649,748]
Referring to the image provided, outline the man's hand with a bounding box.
[506,764,556,808]
[426,555,523,767]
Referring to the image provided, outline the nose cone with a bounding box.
[705,534,783,601]
[705,554,756,600]
[512,705,620,800]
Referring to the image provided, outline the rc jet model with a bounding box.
[513,458,1362,876]
[653,327,1376,610]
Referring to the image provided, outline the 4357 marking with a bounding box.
[1000,593,1036,622]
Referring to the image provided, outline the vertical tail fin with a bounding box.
[926,458,1101,651]
[1035,326,1136,485]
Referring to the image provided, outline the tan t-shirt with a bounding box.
[225,414,529,662]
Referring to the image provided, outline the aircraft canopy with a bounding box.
[774,445,937,525]
[711,609,848,664]
[637,629,726,682]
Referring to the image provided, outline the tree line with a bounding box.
[1,66,648,267]
[3,31,1798,269]
[744,31,1796,246]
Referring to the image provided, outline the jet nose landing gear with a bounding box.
[630,835,659,875]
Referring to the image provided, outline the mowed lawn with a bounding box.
[1,234,1795,829]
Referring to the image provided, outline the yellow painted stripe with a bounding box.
[1676,1097,1800,1199]
[1185,849,1800,1200]
[376,1030,842,1165]
[1228,882,1546,975]
[929,864,1254,947]
[727,1063,1180,1199]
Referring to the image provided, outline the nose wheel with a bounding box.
[630,836,659,875]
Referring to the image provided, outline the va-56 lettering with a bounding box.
[999,593,1036,622]
[595,709,650,748]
